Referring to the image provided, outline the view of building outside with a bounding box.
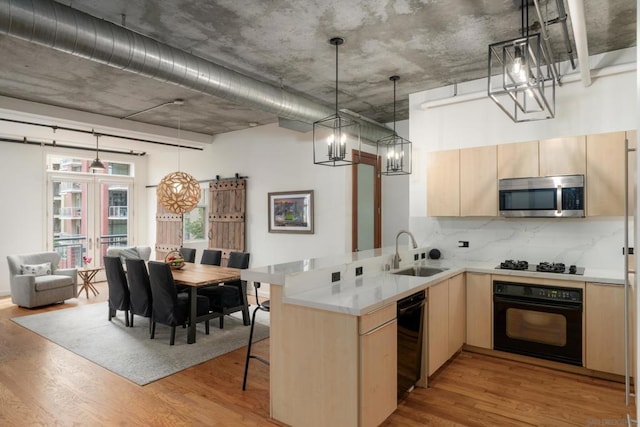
[49,156,133,268]
[183,187,207,242]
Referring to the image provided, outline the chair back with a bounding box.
[201,249,222,266]
[227,252,250,269]
[126,258,152,318]
[104,256,130,311]
[179,247,196,263]
[148,261,185,326]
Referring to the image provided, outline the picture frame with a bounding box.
[268,190,314,234]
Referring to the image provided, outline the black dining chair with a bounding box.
[179,247,196,263]
[147,261,212,345]
[104,256,130,327]
[242,281,270,390]
[125,258,153,334]
[199,251,251,328]
[200,249,222,266]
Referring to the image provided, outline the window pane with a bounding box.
[184,207,205,241]
[48,155,134,177]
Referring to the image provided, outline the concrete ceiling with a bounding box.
[0,0,635,138]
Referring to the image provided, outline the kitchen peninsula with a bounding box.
[242,248,625,427]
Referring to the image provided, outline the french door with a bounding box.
[49,174,132,270]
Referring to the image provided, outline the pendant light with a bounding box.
[487,0,556,122]
[313,37,361,167]
[156,102,201,214]
[377,75,412,176]
[89,133,106,171]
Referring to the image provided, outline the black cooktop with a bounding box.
[496,260,584,275]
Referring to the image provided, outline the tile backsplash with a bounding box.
[410,216,632,271]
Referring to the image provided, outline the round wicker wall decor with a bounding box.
[157,171,201,214]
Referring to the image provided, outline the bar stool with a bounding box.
[242,281,270,390]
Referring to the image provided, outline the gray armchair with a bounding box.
[7,252,78,308]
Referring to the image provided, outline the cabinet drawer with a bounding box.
[360,303,396,335]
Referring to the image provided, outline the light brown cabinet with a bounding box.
[465,272,492,349]
[585,283,625,375]
[428,273,466,376]
[586,131,633,216]
[427,149,460,216]
[460,146,497,216]
[539,136,586,176]
[497,140,539,179]
[359,304,397,427]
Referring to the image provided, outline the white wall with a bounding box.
[408,48,637,269]
[146,122,409,269]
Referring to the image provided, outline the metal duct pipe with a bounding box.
[0,0,392,143]
[566,0,592,86]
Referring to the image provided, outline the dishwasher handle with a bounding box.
[398,300,425,316]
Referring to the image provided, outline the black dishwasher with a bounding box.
[397,290,426,400]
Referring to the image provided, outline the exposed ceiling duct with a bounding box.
[0,0,393,143]
[566,0,592,86]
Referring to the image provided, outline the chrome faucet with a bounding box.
[392,230,418,269]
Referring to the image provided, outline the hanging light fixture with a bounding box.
[156,102,201,214]
[313,37,361,167]
[487,0,557,122]
[377,75,412,176]
[89,133,106,171]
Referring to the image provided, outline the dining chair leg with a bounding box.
[108,307,114,322]
[205,320,210,335]
[150,321,156,339]
[148,318,153,337]
[170,326,176,345]
[124,310,130,327]
[219,314,225,329]
[129,312,134,327]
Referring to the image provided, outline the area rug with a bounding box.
[11,302,269,386]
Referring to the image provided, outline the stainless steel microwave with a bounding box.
[498,175,585,218]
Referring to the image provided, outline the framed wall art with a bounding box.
[268,190,314,234]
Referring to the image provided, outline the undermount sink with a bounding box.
[392,266,449,277]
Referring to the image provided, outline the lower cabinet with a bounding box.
[428,273,466,376]
[359,304,397,427]
[585,282,625,375]
[465,272,492,349]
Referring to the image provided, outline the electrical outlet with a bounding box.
[458,240,469,248]
[623,247,635,255]
[421,252,426,259]
[331,271,341,282]
[355,266,363,276]
[414,254,419,261]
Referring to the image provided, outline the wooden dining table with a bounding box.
[171,262,242,344]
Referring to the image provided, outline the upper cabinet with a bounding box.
[427,149,460,217]
[539,136,586,176]
[497,140,539,179]
[460,146,497,216]
[586,131,632,216]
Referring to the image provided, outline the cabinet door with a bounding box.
[539,136,586,176]
[497,141,539,179]
[448,274,466,356]
[465,273,492,349]
[586,131,628,216]
[428,281,449,375]
[427,150,460,216]
[360,319,397,427]
[585,283,624,375]
[460,146,497,216]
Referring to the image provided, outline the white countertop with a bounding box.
[242,254,625,316]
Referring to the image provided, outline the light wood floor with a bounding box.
[0,281,634,426]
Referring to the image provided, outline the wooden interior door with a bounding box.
[155,202,183,261]
[208,179,246,265]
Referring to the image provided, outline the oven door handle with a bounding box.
[494,295,582,311]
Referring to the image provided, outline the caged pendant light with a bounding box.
[89,132,106,171]
[487,0,556,122]
[313,37,361,167]
[377,75,412,176]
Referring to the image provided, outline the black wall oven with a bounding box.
[493,280,583,366]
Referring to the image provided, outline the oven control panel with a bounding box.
[494,281,583,302]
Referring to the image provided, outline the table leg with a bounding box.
[187,287,197,344]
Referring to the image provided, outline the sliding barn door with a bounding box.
[208,179,246,265]
[155,202,183,261]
